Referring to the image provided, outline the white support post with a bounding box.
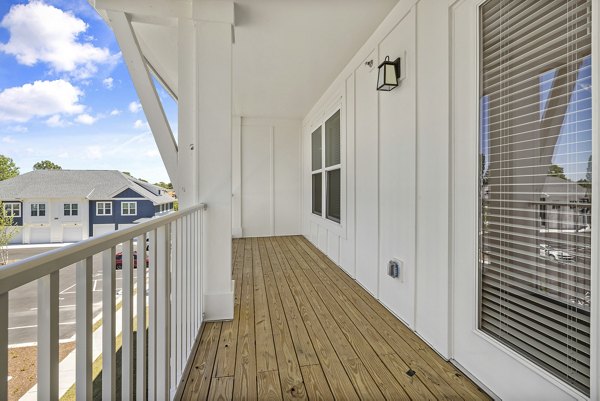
[0,293,8,401]
[37,271,59,401]
[106,10,179,187]
[102,248,116,401]
[76,257,93,401]
[156,225,170,400]
[136,235,147,400]
[122,240,134,400]
[194,14,234,321]
[147,230,157,401]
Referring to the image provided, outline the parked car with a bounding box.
[115,251,149,269]
[539,244,574,261]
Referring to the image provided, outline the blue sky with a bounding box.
[0,0,177,183]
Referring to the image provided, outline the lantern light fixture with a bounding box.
[377,55,403,91]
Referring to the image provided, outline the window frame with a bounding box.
[96,201,112,216]
[309,103,345,232]
[121,201,137,216]
[64,203,78,216]
[3,202,21,218]
[31,203,46,217]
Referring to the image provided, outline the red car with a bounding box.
[115,251,149,269]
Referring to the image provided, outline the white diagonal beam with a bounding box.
[107,10,178,187]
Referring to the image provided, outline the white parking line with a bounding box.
[59,283,76,294]
[9,321,76,330]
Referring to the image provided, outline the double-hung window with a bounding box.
[3,203,20,218]
[479,0,592,394]
[121,202,137,216]
[31,203,46,217]
[96,202,112,216]
[64,203,78,216]
[311,110,341,223]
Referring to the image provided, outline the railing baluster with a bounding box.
[76,257,93,400]
[169,222,177,390]
[186,214,192,352]
[0,292,8,400]
[136,234,147,400]
[156,225,170,400]
[198,210,202,325]
[190,213,196,337]
[176,218,183,377]
[102,248,116,401]
[38,271,59,401]
[122,240,134,400]
[181,215,188,358]
[148,229,157,401]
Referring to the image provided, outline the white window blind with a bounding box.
[479,0,592,394]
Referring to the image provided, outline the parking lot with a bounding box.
[6,246,138,346]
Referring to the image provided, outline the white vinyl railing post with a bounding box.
[76,257,93,400]
[176,218,183,378]
[102,248,116,401]
[38,271,59,401]
[122,240,134,400]
[0,292,8,400]
[136,234,147,400]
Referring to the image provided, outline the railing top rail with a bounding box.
[0,203,206,294]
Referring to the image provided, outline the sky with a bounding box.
[0,0,177,184]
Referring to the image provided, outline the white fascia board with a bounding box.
[93,0,191,20]
[193,1,235,25]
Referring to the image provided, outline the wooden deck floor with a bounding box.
[181,236,491,400]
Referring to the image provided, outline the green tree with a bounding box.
[154,181,173,190]
[33,160,62,170]
[548,164,567,180]
[0,155,19,181]
[0,203,19,265]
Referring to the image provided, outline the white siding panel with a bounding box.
[354,50,379,297]
[29,227,51,244]
[326,232,340,264]
[317,226,328,252]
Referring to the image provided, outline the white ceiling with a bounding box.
[126,0,399,120]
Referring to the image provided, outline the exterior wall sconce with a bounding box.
[377,55,403,91]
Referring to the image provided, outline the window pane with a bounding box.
[325,110,341,167]
[326,169,341,223]
[312,173,322,216]
[479,0,592,394]
[311,128,322,171]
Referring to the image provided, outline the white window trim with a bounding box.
[96,201,112,216]
[31,203,46,217]
[310,105,345,230]
[64,203,78,216]
[3,202,21,218]
[121,201,137,216]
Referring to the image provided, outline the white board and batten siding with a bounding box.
[234,117,302,238]
[303,0,600,399]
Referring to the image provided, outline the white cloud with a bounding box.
[0,2,119,79]
[145,149,160,158]
[58,151,69,158]
[75,113,97,125]
[0,79,84,122]
[1,136,16,143]
[8,125,28,133]
[133,119,149,130]
[128,101,141,113]
[109,109,121,116]
[102,77,114,89]
[46,114,68,127]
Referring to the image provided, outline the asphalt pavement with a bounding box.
[5,246,136,346]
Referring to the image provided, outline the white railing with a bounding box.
[0,203,206,400]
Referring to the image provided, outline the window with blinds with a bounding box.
[479,0,592,394]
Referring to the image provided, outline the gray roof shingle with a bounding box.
[0,170,174,204]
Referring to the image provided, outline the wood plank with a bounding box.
[208,377,234,401]
[264,238,363,401]
[342,358,387,401]
[183,322,222,401]
[295,236,490,400]
[259,239,308,401]
[213,239,245,377]
[278,237,411,401]
[259,239,318,368]
[233,239,258,400]
[252,238,278,373]
[300,365,334,401]
[257,370,284,401]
